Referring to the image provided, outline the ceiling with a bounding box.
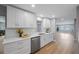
[12,4,78,20]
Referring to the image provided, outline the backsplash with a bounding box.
[5,28,37,39]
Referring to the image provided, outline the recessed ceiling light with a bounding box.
[31,4,35,8]
[37,17,42,21]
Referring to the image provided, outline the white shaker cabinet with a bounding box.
[40,33,53,48]
[7,6,24,28]
[42,18,51,32]
[4,38,31,54]
[44,33,52,45]
[22,11,37,28]
[7,6,17,28]
[46,33,53,43]
[40,34,50,48]
[7,6,37,28]
[42,18,51,28]
[40,34,46,48]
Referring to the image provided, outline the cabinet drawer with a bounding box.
[17,39,30,46]
[15,47,30,54]
[4,46,18,54]
[4,42,18,53]
[4,39,31,54]
[4,45,30,54]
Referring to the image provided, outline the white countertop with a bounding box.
[3,32,53,44]
[3,38,29,44]
[3,34,40,44]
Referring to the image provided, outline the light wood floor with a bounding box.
[35,32,79,54]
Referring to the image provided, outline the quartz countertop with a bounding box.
[3,34,40,44]
[3,38,29,44]
[3,32,53,44]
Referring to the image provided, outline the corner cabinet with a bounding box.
[7,6,37,28]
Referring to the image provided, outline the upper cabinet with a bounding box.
[42,18,51,28]
[7,6,37,28]
[42,18,51,32]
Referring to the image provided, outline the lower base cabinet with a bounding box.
[40,33,53,48]
[4,33,53,54]
[40,34,46,48]
[4,39,31,54]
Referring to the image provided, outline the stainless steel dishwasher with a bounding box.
[31,36,40,53]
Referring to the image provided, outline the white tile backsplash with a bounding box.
[5,28,37,39]
[5,28,18,38]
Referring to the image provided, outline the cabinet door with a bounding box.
[49,33,53,42]
[42,18,51,32]
[30,14,37,28]
[4,39,31,54]
[7,6,17,28]
[48,34,52,43]
[16,39,31,54]
[4,41,18,54]
[40,34,49,48]
[40,35,46,48]
[22,12,32,28]
[43,34,51,45]
[40,33,53,48]
[7,6,23,28]
[15,8,24,27]
[7,6,36,28]
[42,18,50,28]
[15,8,37,28]
[23,12,37,28]
[45,33,53,44]
[45,34,49,44]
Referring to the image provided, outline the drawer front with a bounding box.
[4,39,31,54]
[17,39,30,47]
[4,41,17,48]
[4,45,18,54]
[4,46,30,54]
[4,41,18,53]
[15,47,31,54]
[40,35,46,47]
[16,39,31,53]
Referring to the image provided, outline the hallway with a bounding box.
[35,32,79,54]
